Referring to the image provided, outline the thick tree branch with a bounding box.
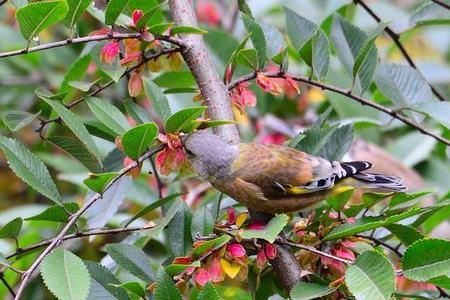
[0,33,180,59]
[168,0,303,291]
[228,71,450,146]
[354,0,447,102]
[13,145,164,300]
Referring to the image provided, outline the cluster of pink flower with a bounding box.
[155,133,188,175]
[91,10,182,97]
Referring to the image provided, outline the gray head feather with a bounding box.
[183,130,238,182]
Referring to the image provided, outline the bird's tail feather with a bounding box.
[352,172,407,192]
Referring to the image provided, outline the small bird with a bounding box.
[183,131,406,213]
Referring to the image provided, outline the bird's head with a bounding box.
[182,130,239,181]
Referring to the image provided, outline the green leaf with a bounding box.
[41,249,91,300]
[15,0,68,40]
[111,282,145,298]
[85,261,130,300]
[285,7,318,50]
[2,110,40,132]
[171,26,208,35]
[388,189,435,210]
[198,282,220,300]
[153,71,196,89]
[25,202,79,223]
[68,78,101,92]
[83,172,117,193]
[327,189,354,211]
[47,134,101,173]
[415,101,450,129]
[240,214,288,243]
[191,206,214,240]
[427,275,450,290]
[323,208,427,241]
[135,3,162,30]
[106,243,155,282]
[124,193,183,227]
[290,282,337,300]
[143,77,171,122]
[149,22,174,35]
[0,136,61,203]
[105,0,131,25]
[236,48,259,70]
[192,234,231,257]
[64,0,91,29]
[375,63,432,109]
[154,268,182,300]
[124,100,152,124]
[165,261,201,276]
[42,98,103,164]
[385,224,423,246]
[410,2,450,26]
[403,239,450,282]
[258,20,286,59]
[0,217,22,239]
[87,97,130,136]
[237,0,252,16]
[241,13,267,68]
[345,250,395,300]
[91,43,125,82]
[167,202,193,257]
[227,33,251,68]
[122,123,158,160]
[165,107,207,134]
[60,55,91,93]
[311,29,330,79]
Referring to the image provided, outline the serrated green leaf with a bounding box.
[85,261,130,300]
[87,97,130,135]
[0,136,61,203]
[153,71,196,89]
[41,249,91,300]
[143,77,171,122]
[345,251,395,300]
[111,282,145,298]
[25,202,79,223]
[15,0,68,40]
[135,3,162,30]
[41,98,103,164]
[64,0,91,29]
[410,2,450,26]
[105,0,131,25]
[171,26,208,35]
[385,224,423,246]
[415,101,450,129]
[154,268,182,300]
[240,214,288,243]
[191,206,214,240]
[124,193,183,227]
[311,29,330,79]
[165,107,207,134]
[227,33,251,68]
[403,239,450,282]
[167,202,193,257]
[242,13,267,68]
[0,218,22,239]
[124,100,152,124]
[149,22,174,35]
[83,172,117,193]
[285,7,318,50]
[387,189,435,210]
[106,243,154,282]
[192,234,232,257]
[290,282,337,300]
[2,110,40,132]
[47,134,101,173]
[68,78,101,92]
[259,20,286,59]
[198,282,220,300]
[165,261,201,276]
[121,123,158,160]
[236,48,258,70]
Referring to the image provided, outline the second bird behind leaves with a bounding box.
[182,130,406,214]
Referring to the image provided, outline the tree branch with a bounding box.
[0,272,16,298]
[430,0,450,10]
[168,0,303,291]
[228,71,450,146]
[13,145,164,300]
[0,0,7,7]
[354,0,447,102]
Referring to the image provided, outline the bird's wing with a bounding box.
[231,143,372,197]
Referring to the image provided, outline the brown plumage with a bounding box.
[183,131,406,213]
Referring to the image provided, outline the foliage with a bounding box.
[0,0,449,300]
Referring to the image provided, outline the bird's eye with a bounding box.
[186,149,194,156]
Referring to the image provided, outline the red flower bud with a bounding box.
[227,207,236,224]
[264,243,277,260]
[128,71,143,97]
[196,0,220,27]
[256,249,267,268]
[132,10,144,27]
[227,243,246,258]
[256,73,282,95]
[100,41,120,64]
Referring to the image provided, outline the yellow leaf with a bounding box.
[235,213,248,228]
[220,258,241,279]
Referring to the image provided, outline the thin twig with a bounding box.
[355,234,403,258]
[0,33,181,59]
[280,240,353,265]
[0,272,16,298]
[13,145,164,300]
[355,0,447,101]
[36,47,180,137]
[6,226,152,260]
[430,0,450,10]
[228,71,450,146]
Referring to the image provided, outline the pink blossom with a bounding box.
[231,82,257,113]
[207,255,223,282]
[194,268,211,286]
[227,207,236,225]
[196,0,220,27]
[256,249,267,268]
[100,41,120,64]
[227,243,246,258]
[128,71,143,97]
[264,244,277,260]
[335,248,355,261]
[247,220,266,230]
[256,74,282,95]
[132,10,143,27]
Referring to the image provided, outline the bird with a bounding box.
[182,130,406,214]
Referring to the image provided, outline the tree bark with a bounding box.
[168,0,303,291]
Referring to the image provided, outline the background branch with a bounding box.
[167,0,304,291]
[228,71,450,146]
[430,0,450,10]
[355,0,447,102]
